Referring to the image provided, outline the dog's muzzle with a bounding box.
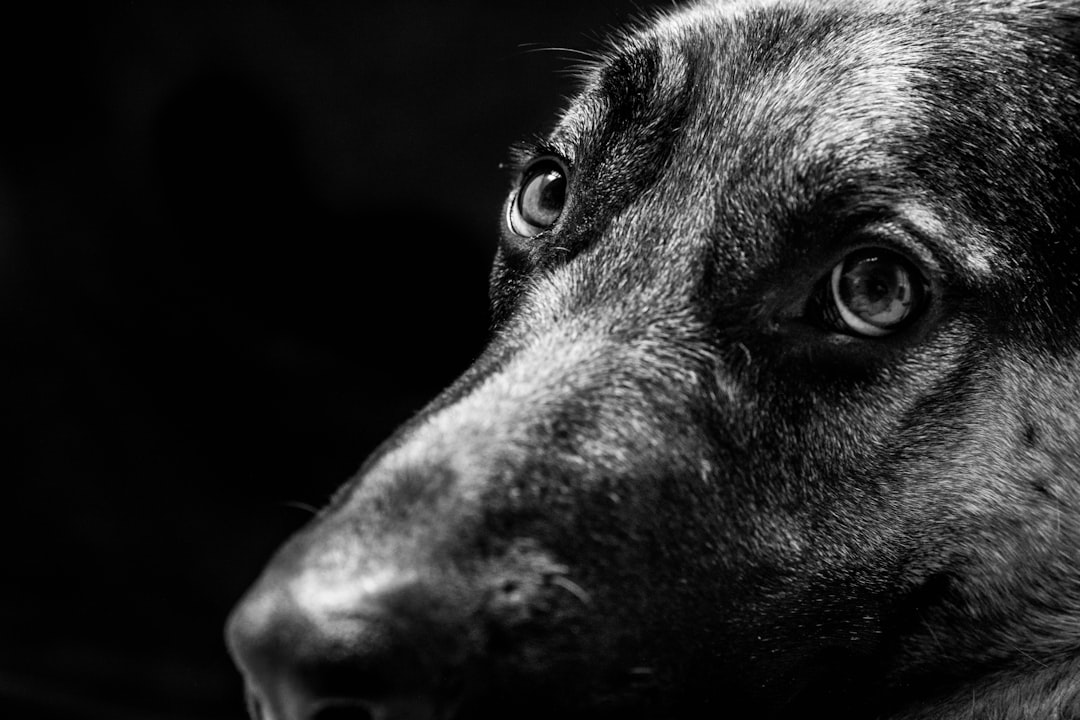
[228,567,442,720]
[225,457,577,720]
[226,321,714,720]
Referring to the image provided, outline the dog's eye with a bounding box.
[819,249,926,337]
[508,158,568,237]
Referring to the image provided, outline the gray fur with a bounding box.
[227,1,1080,718]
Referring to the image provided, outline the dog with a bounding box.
[226,1,1080,717]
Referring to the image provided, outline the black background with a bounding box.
[0,2,663,718]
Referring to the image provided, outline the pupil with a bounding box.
[521,168,565,227]
[840,257,911,322]
[538,171,565,211]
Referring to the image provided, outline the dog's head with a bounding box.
[227,1,1080,718]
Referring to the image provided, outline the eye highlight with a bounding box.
[508,157,568,238]
[816,248,927,337]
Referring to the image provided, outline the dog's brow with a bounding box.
[549,102,599,164]
[508,137,569,169]
[896,202,998,284]
[834,194,1000,285]
[549,35,690,161]
[807,183,1001,287]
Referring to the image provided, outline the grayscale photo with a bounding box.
[6,2,1080,719]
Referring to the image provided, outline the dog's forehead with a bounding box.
[558,1,930,158]
[543,0,1079,288]
[590,4,997,178]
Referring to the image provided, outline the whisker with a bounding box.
[517,43,603,62]
[550,575,592,605]
[279,500,320,515]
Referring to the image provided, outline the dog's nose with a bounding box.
[226,562,469,720]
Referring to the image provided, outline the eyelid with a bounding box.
[845,232,935,296]
[519,155,570,183]
[816,198,948,278]
[863,201,980,288]
[507,139,574,178]
[822,222,940,296]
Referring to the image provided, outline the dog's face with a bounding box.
[228,1,1080,718]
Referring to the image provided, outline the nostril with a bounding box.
[245,687,265,720]
[310,702,374,720]
[310,699,441,720]
[229,571,468,720]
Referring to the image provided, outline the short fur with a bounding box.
[227,1,1080,718]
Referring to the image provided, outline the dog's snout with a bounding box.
[226,389,629,717]
[227,563,470,720]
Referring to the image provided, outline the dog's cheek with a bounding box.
[488,248,530,330]
[865,351,1080,686]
